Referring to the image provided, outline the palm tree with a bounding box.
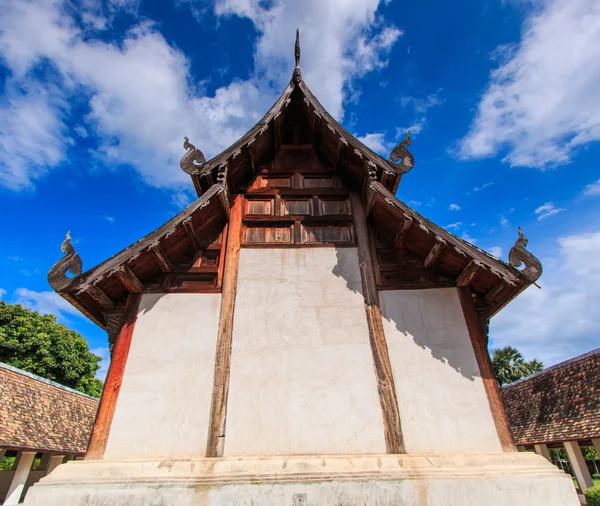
[491,346,544,386]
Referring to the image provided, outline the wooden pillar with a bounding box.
[593,438,600,459]
[4,451,36,505]
[206,195,243,457]
[85,293,142,459]
[350,193,404,454]
[534,443,553,462]
[564,440,594,491]
[457,287,517,452]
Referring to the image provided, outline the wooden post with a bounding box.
[206,195,243,457]
[350,193,404,454]
[457,287,517,452]
[85,293,142,459]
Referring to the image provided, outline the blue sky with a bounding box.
[1,0,599,380]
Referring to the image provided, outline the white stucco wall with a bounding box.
[104,293,221,459]
[224,248,387,456]
[379,288,502,453]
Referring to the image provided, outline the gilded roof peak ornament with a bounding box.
[508,227,543,283]
[48,231,83,292]
[293,28,302,83]
[180,136,206,175]
[389,130,414,174]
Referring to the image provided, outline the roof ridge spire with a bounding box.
[293,28,302,83]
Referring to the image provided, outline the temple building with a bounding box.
[26,32,579,505]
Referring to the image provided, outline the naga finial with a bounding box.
[180,136,206,175]
[508,227,543,283]
[389,130,414,174]
[48,231,83,292]
[293,28,302,83]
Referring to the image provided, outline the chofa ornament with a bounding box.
[508,227,543,283]
[180,136,206,174]
[48,231,83,292]
[389,130,414,173]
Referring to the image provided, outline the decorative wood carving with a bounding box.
[389,131,414,174]
[217,164,232,219]
[180,136,206,175]
[103,307,126,354]
[87,285,115,309]
[207,196,243,457]
[508,227,543,283]
[86,293,142,460]
[457,287,516,452]
[293,28,302,83]
[350,193,405,454]
[394,218,413,249]
[456,260,480,288]
[182,217,202,250]
[48,232,83,292]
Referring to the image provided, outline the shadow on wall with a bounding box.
[332,246,481,382]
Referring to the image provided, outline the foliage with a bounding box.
[0,456,15,471]
[491,346,544,386]
[0,301,103,397]
[585,485,600,506]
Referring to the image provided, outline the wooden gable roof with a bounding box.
[48,32,542,344]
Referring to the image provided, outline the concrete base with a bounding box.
[25,453,578,505]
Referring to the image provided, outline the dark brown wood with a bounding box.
[206,195,243,457]
[457,287,517,452]
[116,264,143,294]
[217,224,228,288]
[350,192,404,454]
[86,293,142,459]
[423,241,445,269]
[456,260,479,288]
[87,285,115,309]
[151,244,174,273]
[394,217,413,248]
[183,218,202,250]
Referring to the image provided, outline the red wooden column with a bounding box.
[457,287,517,452]
[85,293,142,460]
[206,195,243,457]
[350,192,405,454]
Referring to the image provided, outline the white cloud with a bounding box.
[214,0,402,120]
[584,179,600,196]
[0,0,401,191]
[446,222,462,230]
[492,230,600,366]
[400,89,443,114]
[355,132,394,156]
[534,201,565,220]
[499,214,509,227]
[449,203,461,211]
[488,246,503,258]
[13,288,83,322]
[91,347,110,382]
[473,181,494,192]
[461,231,477,244]
[407,199,421,207]
[102,215,115,223]
[460,0,600,168]
[0,288,6,299]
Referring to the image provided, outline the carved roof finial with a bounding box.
[48,232,83,292]
[180,136,206,175]
[389,130,414,174]
[293,28,302,83]
[508,227,543,283]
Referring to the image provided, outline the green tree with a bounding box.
[491,346,544,386]
[0,301,103,397]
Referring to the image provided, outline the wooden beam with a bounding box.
[457,287,516,452]
[183,217,201,250]
[217,224,229,288]
[86,293,142,459]
[151,244,174,273]
[273,113,282,150]
[423,241,445,269]
[394,217,413,249]
[115,264,143,294]
[484,280,508,305]
[456,260,479,288]
[87,285,115,309]
[206,195,243,457]
[350,192,404,454]
[217,164,231,220]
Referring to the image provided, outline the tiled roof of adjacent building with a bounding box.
[502,348,600,446]
[0,362,99,454]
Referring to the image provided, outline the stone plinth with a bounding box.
[25,452,578,505]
